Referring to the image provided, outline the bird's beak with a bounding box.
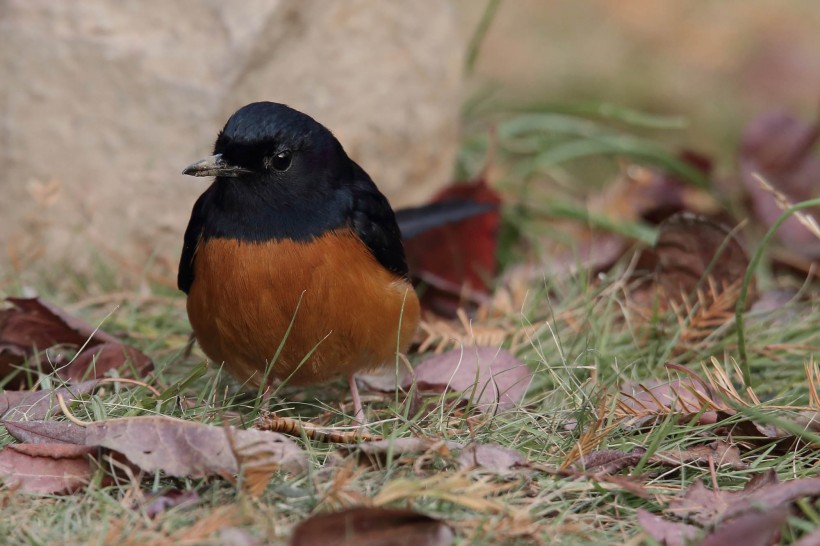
[181,154,250,177]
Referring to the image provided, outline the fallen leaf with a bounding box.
[59,342,153,382]
[0,443,96,494]
[141,488,200,519]
[456,443,529,473]
[697,507,787,546]
[403,179,501,316]
[3,419,88,444]
[637,508,700,546]
[619,376,723,417]
[650,213,750,304]
[338,437,462,467]
[219,527,264,546]
[668,470,820,527]
[403,347,532,414]
[290,506,454,546]
[577,441,745,474]
[83,415,307,479]
[1,380,100,421]
[0,297,153,382]
[739,110,820,258]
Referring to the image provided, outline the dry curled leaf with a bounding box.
[0,443,96,494]
[669,470,820,527]
[637,508,700,546]
[83,415,307,479]
[0,297,152,382]
[645,214,751,305]
[3,419,88,445]
[577,441,745,474]
[338,437,462,467]
[697,507,788,546]
[290,506,454,546]
[456,443,530,474]
[140,488,200,519]
[1,380,100,421]
[739,110,820,258]
[403,347,532,414]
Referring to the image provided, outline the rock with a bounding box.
[0,0,463,280]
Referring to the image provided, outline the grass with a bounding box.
[2,251,819,544]
[2,109,819,545]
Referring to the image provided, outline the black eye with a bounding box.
[268,150,292,172]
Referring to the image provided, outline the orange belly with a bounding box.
[186,230,420,387]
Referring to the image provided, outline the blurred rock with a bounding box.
[0,1,463,280]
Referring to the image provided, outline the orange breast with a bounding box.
[186,230,420,387]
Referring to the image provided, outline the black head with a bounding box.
[182,102,356,242]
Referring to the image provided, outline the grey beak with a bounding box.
[182,154,250,177]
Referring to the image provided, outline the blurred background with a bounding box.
[1,0,818,294]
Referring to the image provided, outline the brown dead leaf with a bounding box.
[697,507,788,546]
[619,376,723,418]
[456,443,529,474]
[141,488,200,519]
[577,441,745,474]
[338,437,462,467]
[739,110,820,258]
[3,419,87,444]
[637,508,700,546]
[289,506,454,546]
[0,443,96,494]
[1,380,100,421]
[0,297,153,382]
[651,213,750,304]
[668,470,820,527]
[60,342,153,382]
[403,347,532,414]
[83,415,307,479]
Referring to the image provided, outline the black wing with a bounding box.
[177,190,209,294]
[348,162,409,279]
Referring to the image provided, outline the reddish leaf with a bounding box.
[739,110,820,258]
[697,507,788,546]
[669,471,820,527]
[141,488,200,519]
[0,443,96,494]
[578,441,745,474]
[59,342,153,382]
[290,506,454,546]
[83,415,307,478]
[456,443,529,473]
[3,420,88,445]
[1,380,100,421]
[651,214,750,302]
[620,377,720,416]
[637,508,700,546]
[402,347,532,414]
[0,297,153,383]
[403,179,501,316]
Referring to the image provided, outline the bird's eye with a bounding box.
[267,150,292,172]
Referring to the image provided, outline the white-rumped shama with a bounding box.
[178,102,421,421]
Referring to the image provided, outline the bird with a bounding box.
[178,101,421,423]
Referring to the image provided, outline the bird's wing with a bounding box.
[177,190,209,293]
[348,162,409,279]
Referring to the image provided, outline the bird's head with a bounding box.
[182,102,349,194]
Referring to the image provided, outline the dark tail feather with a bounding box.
[396,200,496,239]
